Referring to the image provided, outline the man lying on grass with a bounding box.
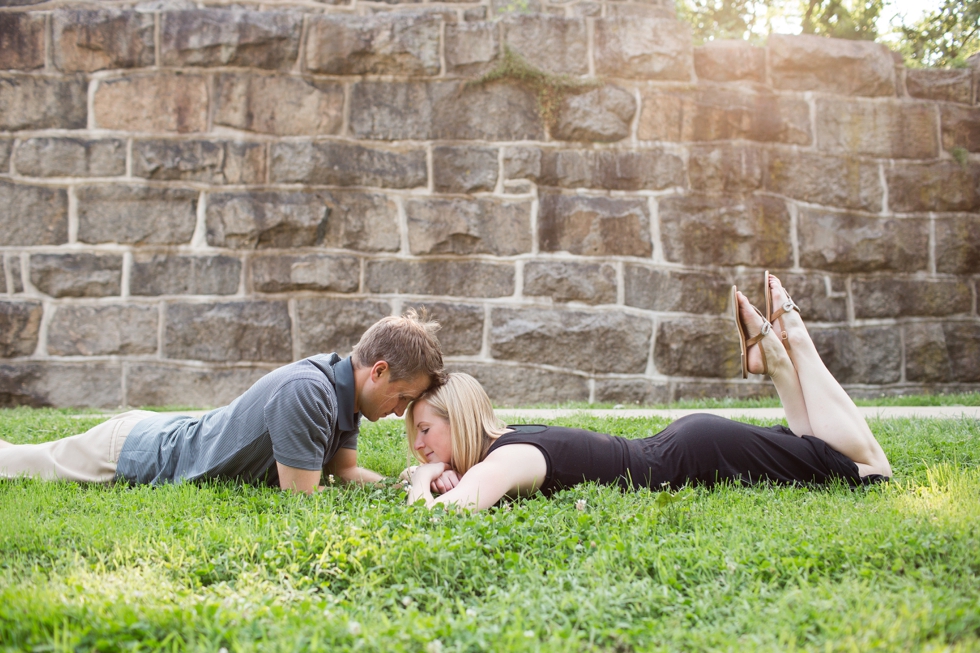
[0,310,444,494]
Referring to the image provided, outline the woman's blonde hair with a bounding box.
[405,373,508,475]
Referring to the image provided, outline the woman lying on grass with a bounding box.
[405,274,893,511]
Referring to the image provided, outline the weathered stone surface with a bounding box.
[906,322,980,383]
[366,260,515,297]
[0,138,10,172]
[940,104,980,153]
[306,13,440,75]
[693,40,764,83]
[799,210,928,273]
[886,161,980,213]
[77,186,198,245]
[0,13,45,70]
[769,33,896,97]
[0,181,68,246]
[594,17,693,80]
[0,362,121,408]
[250,254,359,293]
[810,326,901,384]
[605,3,676,19]
[852,278,972,319]
[502,15,587,75]
[133,140,265,184]
[93,73,208,133]
[764,149,883,212]
[624,266,729,314]
[406,197,531,256]
[491,307,651,373]
[0,76,87,131]
[127,364,270,409]
[47,305,158,356]
[53,9,155,72]
[451,362,590,405]
[935,215,980,274]
[734,270,847,323]
[404,301,484,356]
[815,98,938,159]
[0,301,41,357]
[161,10,301,69]
[206,191,327,250]
[14,138,126,178]
[659,195,792,267]
[673,380,776,401]
[572,3,603,17]
[432,146,498,193]
[131,254,242,296]
[524,260,618,304]
[906,68,973,104]
[30,253,123,298]
[655,316,737,377]
[506,147,685,190]
[324,191,402,252]
[214,75,344,137]
[554,85,636,142]
[3,254,23,294]
[164,301,292,362]
[295,298,391,358]
[271,141,426,188]
[445,21,498,75]
[539,194,651,257]
[639,87,810,145]
[593,378,671,406]
[688,144,763,194]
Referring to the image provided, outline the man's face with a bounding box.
[359,365,430,422]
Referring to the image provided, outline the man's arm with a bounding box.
[325,448,383,484]
[277,462,322,494]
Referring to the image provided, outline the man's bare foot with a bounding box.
[736,290,788,377]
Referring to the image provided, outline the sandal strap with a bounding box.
[770,296,800,323]
[744,312,772,376]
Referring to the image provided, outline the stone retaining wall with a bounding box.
[1,0,979,407]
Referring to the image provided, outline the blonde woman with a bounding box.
[406,275,892,511]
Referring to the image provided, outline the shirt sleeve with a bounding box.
[337,427,359,450]
[263,377,336,471]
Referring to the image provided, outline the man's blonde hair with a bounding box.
[405,373,508,475]
[352,308,445,384]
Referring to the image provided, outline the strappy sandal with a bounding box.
[764,269,801,326]
[732,285,772,379]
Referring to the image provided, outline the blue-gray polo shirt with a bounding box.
[115,354,360,486]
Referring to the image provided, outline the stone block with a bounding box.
[93,73,208,133]
[0,75,87,131]
[214,74,344,137]
[764,149,883,212]
[206,191,328,250]
[810,326,901,384]
[539,193,651,257]
[0,362,121,408]
[449,362,590,406]
[510,147,684,191]
[593,378,671,406]
[14,138,126,178]
[30,253,122,298]
[503,146,541,181]
[131,254,242,296]
[693,40,765,83]
[905,322,953,383]
[886,162,980,213]
[935,215,980,274]
[502,15,587,75]
[270,141,426,188]
[250,254,359,293]
[624,266,729,314]
[445,21,498,75]
[53,9,155,72]
[164,301,292,362]
[940,104,980,153]
[798,210,928,273]
[406,197,531,256]
[523,260,617,304]
[672,380,776,401]
[491,307,651,373]
[3,254,23,294]
[939,323,980,382]
[654,316,736,377]
[295,298,391,358]
[365,259,515,297]
[47,305,158,356]
[553,85,635,142]
[0,13,45,70]
[735,270,847,323]
[659,194,792,267]
[133,140,265,184]
[404,301,484,356]
[0,300,42,357]
[908,69,974,104]
[0,181,68,246]
[127,364,270,409]
[432,145,498,193]
[594,17,693,80]
[768,33,896,96]
[0,138,10,171]
[161,10,301,69]
[572,3,603,17]
[852,278,973,319]
[77,185,198,245]
[815,97,938,159]
[464,7,489,20]
[639,86,810,145]
[605,4,676,19]
[688,144,763,194]
[305,13,440,75]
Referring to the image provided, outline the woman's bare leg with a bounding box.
[767,275,892,477]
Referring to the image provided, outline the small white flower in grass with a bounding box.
[575,499,587,511]
[426,639,443,653]
[328,474,335,484]
[402,596,414,607]
[218,648,228,653]
[348,620,361,636]
[465,608,477,617]
[524,630,535,638]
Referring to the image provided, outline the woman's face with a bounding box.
[412,399,453,465]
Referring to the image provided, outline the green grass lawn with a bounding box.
[1,407,978,652]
